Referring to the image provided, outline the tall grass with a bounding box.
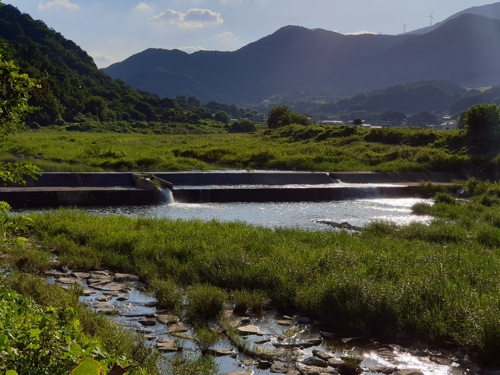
[22,187,500,365]
[5,125,474,172]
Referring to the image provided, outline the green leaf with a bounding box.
[69,357,103,375]
[6,370,19,375]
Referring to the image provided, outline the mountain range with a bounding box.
[104,3,500,106]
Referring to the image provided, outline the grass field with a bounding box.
[2,125,484,173]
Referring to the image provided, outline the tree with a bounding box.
[0,41,41,184]
[214,110,230,124]
[228,119,257,133]
[463,104,500,138]
[267,105,310,129]
[408,111,438,125]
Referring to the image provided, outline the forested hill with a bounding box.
[0,4,256,127]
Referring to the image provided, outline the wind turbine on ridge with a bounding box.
[401,22,410,34]
[426,10,435,27]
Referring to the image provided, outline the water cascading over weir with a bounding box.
[0,171,463,208]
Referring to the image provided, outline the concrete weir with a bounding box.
[0,171,462,208]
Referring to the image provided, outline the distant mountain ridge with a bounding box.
[104,9,500,105]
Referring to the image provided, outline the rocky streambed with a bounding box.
[47,269,479,375]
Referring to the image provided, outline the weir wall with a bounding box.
[0,171,465,208]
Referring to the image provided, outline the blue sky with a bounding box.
[4,0,498,68]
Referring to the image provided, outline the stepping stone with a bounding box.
[277,319,295,326]
[114,273,140,282]
[94,302,114,310]
[96,295,112,302]
[156,338,178,352]
[82,289,96,296]
[57,277,80,284]
[169,322,190,333]
[237,325,265,335]
[270,362,289,374]
[116,296,128,302]
[206,349,235,356]
[156,314,179,325]
[223,371,253,375]
[72,272,90,279]
[138,319,157,327]
[394,370,424,375]
[302,357,328,368]
[313,350,333,361]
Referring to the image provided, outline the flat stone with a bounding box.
[169,322,190,333]
[169,332,193,340]
[138,319,157,327]
[301,338,323,348]
[258,360,272,370]
[302,357,328,368]
[57,277,80,284]
[116,296,128,302]
[156,314,179,325]
[301,366,338,375]
[394,370,424,375]
[271,362,289,374]
[156,338,178,352]
[94,302,114,310]
[368,366,397,374]
[88,281,128,292]
[277,319,296,326]
[313,350,332,361]
[72,272,90,279]
[327,359,343,368]
[82,289,96,296]
[96,295,112,302]
[114,273,140,282]
[206,349,235,356]
[144,301,157,307]
[429,356,453,366]
[238,325,265,335]
[224,372,253,375]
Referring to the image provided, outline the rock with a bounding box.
[238,325,265,335]
[224,371,253,375]
[169,332,192,340]
[320,332,336,339]
[339,356,362,364]
[313,350,332,361]
[72,272,90,279]
[156,338,178,352]
[45,270,67,278]
[82,289,96,296]
[169,322,190,333]
[301,366,338,375]
[206,349,235,356]
[138,319,156,327]
[301,357,328,368]
[377,349,397,358]
[156,314,179,325]
[368,366,397,374]
[327,358,343,368]
[255,338,271,344]
[96,295,112,302]
[483,371,500,375]
[301,338,323,348]
[116,296,128,302]
[144,301,157,307]
[88,280,128,292]
[394,370,424,375]
[94,302,114,310]
[296,317,311,324]
[271,362,289,374]
[277,319,296,326]
[258,360,273,370]
[114,273,140,282]
[429,356,453,366]
[57,277,80,285]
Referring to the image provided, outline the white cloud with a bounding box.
[149,8,223,29]
[178,46,204,53]
[38,0,80,12]
[220,0,242,4]
[214,31,239,43]
[133,2,151,12]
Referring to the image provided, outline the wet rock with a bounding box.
[224,371,253,375]
[302,338,323,348]
[169,322,190,333]
[57,277,80,285]
[94,302,114,310]
[313,350,332,361]
[339,356,362,364]
[320,332,336,339]
[144,301,157,307]
[368,366,397,374]
[104,291,123,297]
[429,356,453,366]
[114,273,140,282]
[255,338,271,344]
[296,317,311,324]
[341,337,364,344]
[258,360,273,370]
[238,325,265,335]
[377,348,397,358]
[96,295,112,302]
[285,371,301,375]
[327,358,343,368]
[301,366,338,375]
[156,314,179,325]
[169,332,192,340]
[394,370,424,375]
[88,281,129,292]
[277,319,296,326]
[82,289,96,296]
[301,357,328,368]
[138,319,157,327]
[206,349,235,356]
[156,338,178,352]
[72,272,90,279]
[116,296,128,302]
[271,362,289,374]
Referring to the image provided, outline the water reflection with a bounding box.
[80,198,432,230]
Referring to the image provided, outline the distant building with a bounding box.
[320,120,344,125]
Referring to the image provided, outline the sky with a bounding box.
[3,0,498,68]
